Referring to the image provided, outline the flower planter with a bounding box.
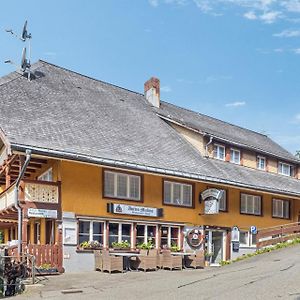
[111,248,131,252]
[36,268,59,275]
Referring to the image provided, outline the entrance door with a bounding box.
[211,231,224,264]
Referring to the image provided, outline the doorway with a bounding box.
[206,230,226,265]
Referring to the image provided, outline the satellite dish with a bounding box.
[21,20,31,41]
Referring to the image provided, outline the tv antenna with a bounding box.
[4,20,32,81]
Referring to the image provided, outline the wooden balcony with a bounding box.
[0,179,60,215]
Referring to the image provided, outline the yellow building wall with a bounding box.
[267,158,278,174]
[170,123,206,156]
[60,161,299,230]
[242,150,256,169]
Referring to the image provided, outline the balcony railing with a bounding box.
[0,184,16,211]
[22,180,59,204]
[0,180,60,212]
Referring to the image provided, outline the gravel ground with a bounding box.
[15,244,300,300]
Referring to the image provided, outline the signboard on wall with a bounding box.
[107,203,163,218]
[231,226,240,242]
[201,188,223,215]
[27,208,57,219]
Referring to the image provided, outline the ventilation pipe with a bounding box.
[205,136,213,157]
[15,149,31,255]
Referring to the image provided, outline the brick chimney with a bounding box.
[144,77,160,108]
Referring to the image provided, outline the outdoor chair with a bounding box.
[130,249,158,272]
[161,250,182,271]
[184,250,205,269]
[101,249,124,273]
[94,250,103,271]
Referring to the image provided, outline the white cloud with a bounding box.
[260,10,282,23]
[274,48,284,52]
[244,11,258,20]
[43,51,57,57]
[193,0,213,12]
[292,48,300,54]
[282,0,300,13]
[149,0,159,7]
[161,85,172,92]
[225,101,246,107]
[201,75,232,84]
[273,29,300,37]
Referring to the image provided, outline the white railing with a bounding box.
[0,185,15,211]
[24,181,59,204]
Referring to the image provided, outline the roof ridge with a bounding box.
[160,100,269,138]
[38,59,145,97]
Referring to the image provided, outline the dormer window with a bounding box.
[278,162,294,177]
[213,144,225,161]
[230,149,240,164]
[257,156,266,170]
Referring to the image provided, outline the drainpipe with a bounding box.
[205,136,213,157]
[15,149,31,255]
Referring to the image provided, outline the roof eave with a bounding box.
[10,143,300,199]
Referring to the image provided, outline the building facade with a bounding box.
[0,61,299,272]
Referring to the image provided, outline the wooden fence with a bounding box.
[256,222,300,249]
[8,243,63,273]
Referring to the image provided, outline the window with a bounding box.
[108,223,132,247]
[78,220,104,245]
[272,199,290,219]
[160,226,180,248]
[104,170,141,201]
[257,156,266,170]
[164,181,193,207]
[239,231,256,247]
[38,168,53,181]
[219,189,227,212]
[230,149,240,164]
[136,224,157,247]
[239,231,249,246]
[241,193,262,216]
[278,162,294,177]
[213,144,225,161]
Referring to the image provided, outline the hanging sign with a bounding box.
[201,188,223,215]
[28,208,57,219]
[107,203,163,218]
[231,226,240,242]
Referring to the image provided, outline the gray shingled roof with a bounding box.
[0,60,299,197]
[156,102,299,163]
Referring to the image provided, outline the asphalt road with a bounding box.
[16,244,300,299]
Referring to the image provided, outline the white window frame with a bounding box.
[230,148,240,164]
[241,193,262,216]
[272,199,290,219]
[104,170,141,201]
[163,180,193,207]
[136,224,158,248]
[213,144,225,161]
[108,222,133,246]
[239,230,257,248]
[160,225,181,248]
[257,156,266,171]
[278,162,293,177]
[78,220,105,244]
[218,189,227,212]
[38,167,53,181]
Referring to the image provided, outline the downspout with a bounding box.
[15,149,31,255]
[205,136,213,157]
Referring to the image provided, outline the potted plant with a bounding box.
[36,263,58,274]
[79,240,102,250]
[136,241,154,250]
[111,240,131,251]
[204,250,213,266]
[170,242,181,252]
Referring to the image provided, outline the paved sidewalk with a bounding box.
[16,244,300,299]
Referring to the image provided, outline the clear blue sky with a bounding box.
[0,0,300,154]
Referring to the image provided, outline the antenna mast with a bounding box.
[4,20,32,81]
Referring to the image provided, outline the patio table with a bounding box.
[112,253,141,272]
[171,252,196,268]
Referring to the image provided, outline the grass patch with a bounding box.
[220,237,300,266]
